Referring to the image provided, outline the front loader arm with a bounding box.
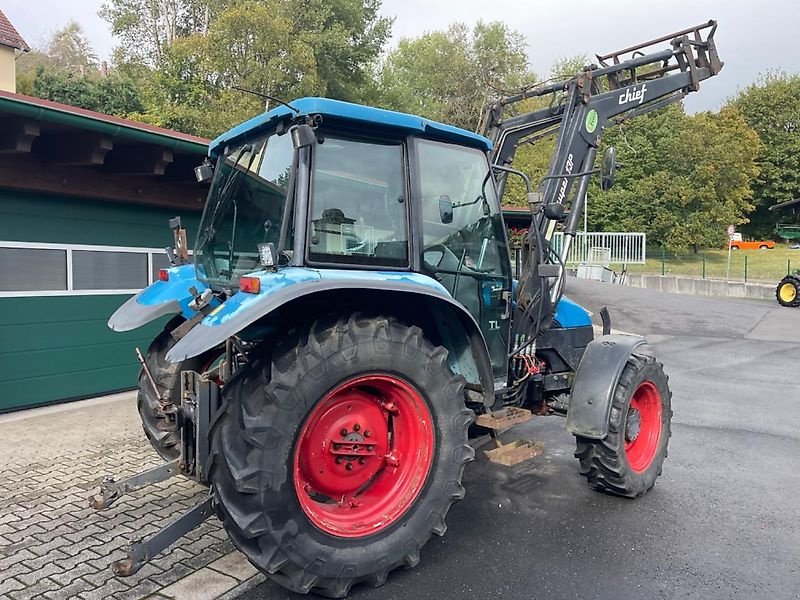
[484,20,721,192]
[482,21,722,326]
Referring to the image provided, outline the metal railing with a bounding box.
[508,231,646,279]
[551,232,647,265]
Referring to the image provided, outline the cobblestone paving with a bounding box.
[0,393,259,600]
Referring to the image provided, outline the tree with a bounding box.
[104,0,393,136]
[731,72,800,237]
[16,22,98,94]
[377,21,532,131]
[46,21,98,72]
[289,0,391,103]
[32,68,144,117]
[100,0,215,68]
[590,105,761,252]
[133,0,321,137]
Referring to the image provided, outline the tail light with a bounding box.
[239,277,261,294]
[158,269,169,282]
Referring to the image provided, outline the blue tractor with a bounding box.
[94,22,722,597]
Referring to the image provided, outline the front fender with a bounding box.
[565,334,647,439]
[165,267,495,402]
[108,264,213,332]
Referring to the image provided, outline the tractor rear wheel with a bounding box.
[138,317,223,461]
[208,314,474,597]
[574,352,672,498]
[776,276,800,307]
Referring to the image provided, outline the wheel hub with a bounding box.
[780,283,797,303]
[625,408,641,442]
[298,394,390,498]
[293,374,434,538]
[624,381,663,473]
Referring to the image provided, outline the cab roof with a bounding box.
[209,97,492,156]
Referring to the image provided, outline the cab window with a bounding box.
[417,138,512,378]
[308,136,408,267]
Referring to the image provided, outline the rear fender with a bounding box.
[165,267,495,406]
[565,334,647,439]
[107,264,215,332]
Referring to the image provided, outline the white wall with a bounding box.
[0,45,16,93]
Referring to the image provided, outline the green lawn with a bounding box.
[621,245,800,283]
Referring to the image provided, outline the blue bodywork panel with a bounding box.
[203,268,446,327]
[166,267,454,362]
[511,279,592,329]
[107,264,219,332]
[553,296,593,329]
[209,97,492,157]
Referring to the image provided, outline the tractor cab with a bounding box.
[193,98,513,378]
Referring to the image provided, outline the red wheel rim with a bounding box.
[293,374,435,538]
[624,381,663,473]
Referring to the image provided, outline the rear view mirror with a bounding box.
[600,146,617,191]
[439,195,454,224]
[290,124,316,149]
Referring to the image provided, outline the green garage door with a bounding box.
[0,190,201,412]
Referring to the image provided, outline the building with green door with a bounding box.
[0,90,209,412]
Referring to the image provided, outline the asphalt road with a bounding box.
[241,280,800,600]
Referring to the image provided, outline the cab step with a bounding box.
[474,407,534,430]
[485,439,544,466]
[475,408,543,466]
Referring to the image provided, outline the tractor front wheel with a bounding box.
[574,352,672,498]
[776,276,800,307]
[208,314,474,597]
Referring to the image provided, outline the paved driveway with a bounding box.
[0,393,263,599]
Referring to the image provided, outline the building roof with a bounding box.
[210,97,493,156]
[0,10,30,52]
[0,90,211,210]
[0,90,208,152]
[769,197,800,211]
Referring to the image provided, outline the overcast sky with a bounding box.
[3,0,794,112]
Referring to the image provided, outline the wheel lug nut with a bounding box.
[334,443,341,450]
[358,458,365,465]
[340,428,348,437]
[345,463,353,471]
[367,445,374,451]
[353,423,361,431]
[364,430,371,438]
[335,457,343,464]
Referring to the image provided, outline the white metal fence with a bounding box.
[551,232,646,265]
[509,232,646,278]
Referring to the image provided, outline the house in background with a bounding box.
[0,10,30,94]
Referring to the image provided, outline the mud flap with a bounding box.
[565,334,647,439]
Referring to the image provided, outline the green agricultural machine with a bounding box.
[769,197,800,306]
[91,21,722,597]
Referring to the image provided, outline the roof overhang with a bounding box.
[0,91,211,211]
[769,197,800,211]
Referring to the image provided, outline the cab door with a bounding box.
[415,139,512,381]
